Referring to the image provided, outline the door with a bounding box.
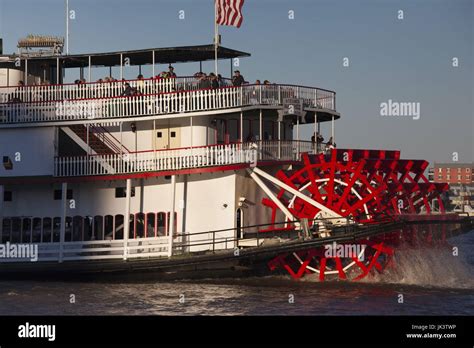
[156,125,181,149]
[216,119,229,144]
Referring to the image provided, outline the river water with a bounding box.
[0,232,473,316]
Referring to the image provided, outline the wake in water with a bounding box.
[363,245,474,289]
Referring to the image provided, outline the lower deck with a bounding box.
[0,167,286,260]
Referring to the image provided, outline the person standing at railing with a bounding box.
[325,136,336,152]
[122,82,137,97]
[198,73,211,89]
[217,74,225,87]
[12,80,25,102]
[136,74,145,94]
[209,73,219,89]
[167,65,177,78]
[232,70,245,87]
[311,132,324,153]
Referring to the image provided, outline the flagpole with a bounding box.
[214,0,218,75]
[66,0,69,55]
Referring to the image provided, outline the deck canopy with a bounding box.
[0,44,251,68]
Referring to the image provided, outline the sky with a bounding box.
[0,0,472,166]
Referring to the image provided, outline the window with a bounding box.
[157,131,162,138]
[146,213,156,237]
[11,218,21,243]
[2,156,13,170]
[3,191,12,202]
[457,168,461,173]
[53,217,61,242]
[72,216,83,241]
[115,187,135,198]
[21,217,32,243]
[42,217,52,243]
[83,216,93,241]
[438,168,442,173]
[104,215,114,240]
[64,217,72,242]
[170,131,176,138]
[129,214,135,239]
[114,215,124,240]
[93,216,104,240]
[157,212,166,236]
[2,218,11,243]
[458,175,461,180]
[466,168,471,173]
[438,175,442,180]
[447,175,451,180]
[53,189,73,200]
[135,213,145,238]
[32,218,42,243]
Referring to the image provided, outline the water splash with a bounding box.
[365,245,474,289]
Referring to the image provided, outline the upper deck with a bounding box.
[0,44,338,126]
[0,77,337,125]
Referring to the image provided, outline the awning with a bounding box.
[0,44,250,69]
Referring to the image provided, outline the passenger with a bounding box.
[13,81,25,102]
[317,132,324,144]
[263,80,270,85]
[199,73,210,89]
[255,79,261,85]
[217,74,224,86]
[136,74,145,93]
[122,83,135,96]
[326,136,336,150]
[168,66,177,78]
[232,70,245,87]
[209,73,219,89]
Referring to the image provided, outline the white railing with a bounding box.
[0,77,203,103]
[0,86,242,123]
[54,141,319,177]
[0,82,336,124]
[0,236,170,263]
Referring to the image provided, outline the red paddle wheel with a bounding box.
[255,148,450,281]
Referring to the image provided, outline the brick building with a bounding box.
[433,163,474,185]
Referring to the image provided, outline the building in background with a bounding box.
[432,162,474,212]
[434,162,473,185]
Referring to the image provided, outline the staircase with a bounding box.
[67,124,129,155]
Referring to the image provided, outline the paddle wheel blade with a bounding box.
[253,148,450,281]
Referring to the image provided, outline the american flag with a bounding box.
[216,0,245,28]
